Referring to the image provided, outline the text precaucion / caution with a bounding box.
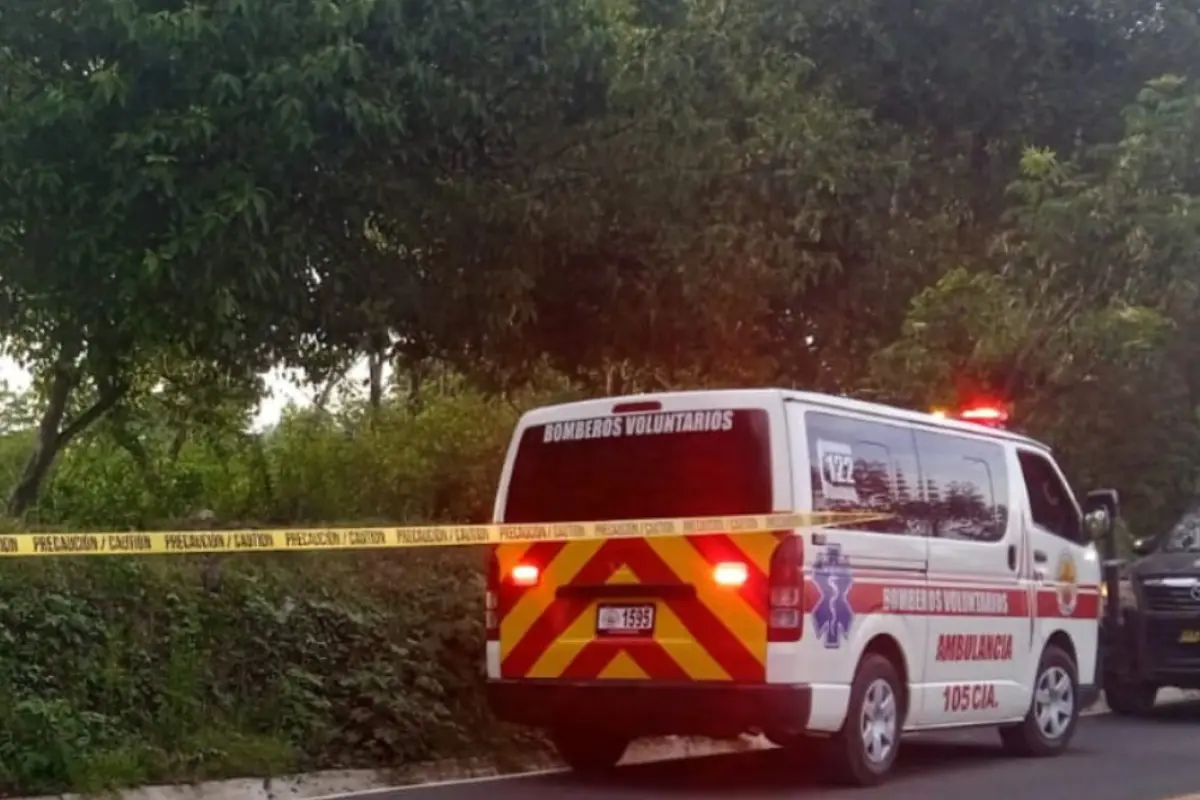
[0,510,891,558]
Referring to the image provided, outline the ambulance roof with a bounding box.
[522,387,1052,453]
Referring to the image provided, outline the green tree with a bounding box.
[780,0,1200,398]
[873,75,1200,531]
[319,0,910,395]
[0,0,658,512]
[0,0,413,513]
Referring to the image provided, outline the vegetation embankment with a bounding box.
[0,390,550,795]
[4,0,1200,793]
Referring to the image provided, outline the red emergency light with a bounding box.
[929,403,1010,428]
[957,404,1009,427]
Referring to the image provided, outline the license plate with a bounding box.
[1179,630,1200,644]
[596,604,656,636]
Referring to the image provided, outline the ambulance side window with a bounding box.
[805,411,923,536]
[1017,450,1083,543]
[914,431,1009,543]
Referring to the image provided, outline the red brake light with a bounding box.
[714,561,748,587]
[768,538,805,642]
[485,547,500,640]
[511,563,540,587]
[485,555,541,640]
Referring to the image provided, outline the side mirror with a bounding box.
[1083,489,1119,541]
[1131,536,1157,557]
[1084,506,1113,540]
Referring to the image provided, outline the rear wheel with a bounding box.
[1104,676,1158,717]
[999,644,1078,757]
[822,653,903,786]
[551,729,630,775]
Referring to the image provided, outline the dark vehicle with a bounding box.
[1098,500,1200,714]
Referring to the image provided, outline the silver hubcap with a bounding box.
[1034,665,1074,739]
[859,678,897,764]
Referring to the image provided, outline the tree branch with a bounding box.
[57,382,128,447]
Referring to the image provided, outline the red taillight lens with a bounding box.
[485,547,500,640]
[768,537,805,642]
[511,563,540,587]
[486,551,543,640]
[714,561,748,587]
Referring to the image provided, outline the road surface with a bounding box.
[342,700,1200,800]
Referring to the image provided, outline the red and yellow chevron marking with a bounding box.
[496,532,781,682]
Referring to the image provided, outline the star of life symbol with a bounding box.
[812,543,855,649]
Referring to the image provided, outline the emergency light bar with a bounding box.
[930,404,1010,429]
[959,405,1008,425]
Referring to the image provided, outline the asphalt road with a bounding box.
[351,701,1200,800]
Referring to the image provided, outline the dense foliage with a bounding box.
[0,388,552,794]
[0,549,528,794]
[4,0,1200,792]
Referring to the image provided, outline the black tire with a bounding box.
[999,644,1079,757]
[822,652,904,787]
[1103,676,1158,717]
[551,729,629,775]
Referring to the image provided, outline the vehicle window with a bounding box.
[504,408,772,523]
[1164,506,1200,552]
[1016,450,1082,544]
[806,411,926,536]
[914,431,1009,543]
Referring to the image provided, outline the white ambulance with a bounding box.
[484,389,1115,785]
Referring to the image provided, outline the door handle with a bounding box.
[1033,549,1048,564]
[1007,544,1017,571]
[1034,568,1047,582]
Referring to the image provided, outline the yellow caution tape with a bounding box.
[0,510,889,558]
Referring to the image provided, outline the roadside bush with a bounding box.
[13,387,525,530]
[0,550,534,795]
[0,387,552,794]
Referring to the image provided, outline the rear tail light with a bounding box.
[511,563,540,587]
[768,537,805,642]
[486,551,544,640]
[713,561,748,587]
[482,546,496,642]
[485,547,500,640]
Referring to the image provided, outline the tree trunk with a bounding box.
[247,435,275,517]
[407,360,426,414]
[314,360,351,411]
[168,429,187,463]
[8,431,64,520]
[110,409,162,494]
[367,348,384,411]
[6,365,126,517]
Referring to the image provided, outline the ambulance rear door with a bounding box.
[489,390,792,686]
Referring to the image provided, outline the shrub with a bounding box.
[0,387,552,794]
[0,550,534,794]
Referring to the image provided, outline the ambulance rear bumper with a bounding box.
[486,679,812,738]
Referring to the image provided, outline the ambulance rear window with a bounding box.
[504,408,772,524]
